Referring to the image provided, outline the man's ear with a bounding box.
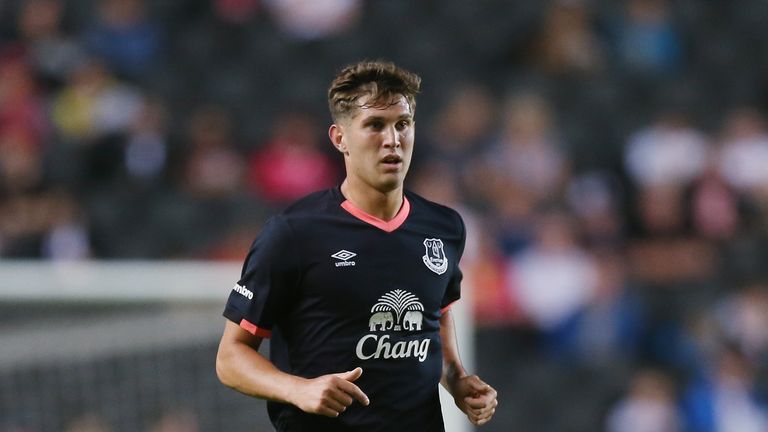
[329,124,347,154]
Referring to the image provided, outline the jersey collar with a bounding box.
[340,195,411,233]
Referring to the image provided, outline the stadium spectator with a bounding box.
[0,188,90,258]
[0,191,45,257]
[716,107,768,204]
[606,369,681,432]
[714,281,768,362]
[123,97,169,183]
[50,58,143,143]
[531,0,605,75]
[487,91,569,204]
[422,83,496,210]
[608,0,683,76]
[423,83,495,168]
[64,413,112,432]
[0,49,49,150]
[681,346,768,432]
[505,209,599,345]
[567,250,645,364]
[180,105,245,199]
[0,126,43,194]
[624,111,708,189]
[148,409,199,432]
[622,110,721,285]
[477,91,570,257]
[628,201,717,286]
[264,0,362,40]
[247,111,339,203]
[465,229,519,327]
[214,0,261,25]
[690,162,740,242]
[566,171,625,247]
[468,167,534,257]
[82,0,162,79]
[41,191,91,260]
[16,0,86,87]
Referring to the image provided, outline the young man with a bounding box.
[216,60,498,431]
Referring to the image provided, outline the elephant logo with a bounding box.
[402,310,423,331]
[369,311,394,331]
[370,289,425,332]
[422,238,448,275]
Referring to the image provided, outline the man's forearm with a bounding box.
[216,339,304,404]
[217,321,370,417]
[439,309,468,393]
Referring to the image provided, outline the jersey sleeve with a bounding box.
[223,215,301,338]
[441,210,466,313]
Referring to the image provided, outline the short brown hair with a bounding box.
[328,60,421,123]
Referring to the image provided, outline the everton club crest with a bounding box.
[422,238,448,275]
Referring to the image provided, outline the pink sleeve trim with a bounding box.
[441,301,458,314]
[239,319,272,338]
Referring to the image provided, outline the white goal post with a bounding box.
[0,260,474,432]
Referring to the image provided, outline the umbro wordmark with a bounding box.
[232,283,254,299]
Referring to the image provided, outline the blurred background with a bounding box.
[1,0,768,431]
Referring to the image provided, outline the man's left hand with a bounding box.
[451,375,498,426]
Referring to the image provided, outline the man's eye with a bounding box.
[396,120,410,130]
[369,122,383,130]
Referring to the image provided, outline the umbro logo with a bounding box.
[331,249,357,267]
[232,283,253,300]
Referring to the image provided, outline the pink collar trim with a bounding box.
[341,196,411,233]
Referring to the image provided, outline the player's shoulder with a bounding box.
[254,189,339,242]
[281,188,338,214]
[272,188,342,228]
[405,189,462,219]
[405,189,464,231]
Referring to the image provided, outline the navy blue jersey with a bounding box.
[223,187,465,432]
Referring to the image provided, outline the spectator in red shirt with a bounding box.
[248,111,340,203]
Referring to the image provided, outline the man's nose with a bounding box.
[382,125,400,148]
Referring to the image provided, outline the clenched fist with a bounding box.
[451,375,498,426]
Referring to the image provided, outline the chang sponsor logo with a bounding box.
[355,289,430,362]
[356,334,430,362]
[232,283,253,300]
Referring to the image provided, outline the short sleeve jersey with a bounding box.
[223,187,466,432]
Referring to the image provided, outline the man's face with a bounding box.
[331,94,415,194]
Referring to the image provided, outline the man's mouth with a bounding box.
[380,155,403,166]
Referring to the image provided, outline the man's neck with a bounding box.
[340,179,403,221]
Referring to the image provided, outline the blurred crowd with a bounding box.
[1,0,768,431]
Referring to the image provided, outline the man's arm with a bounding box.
[216,320,370,417]
[440,309,498,426]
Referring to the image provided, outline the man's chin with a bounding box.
[374,175,405,193]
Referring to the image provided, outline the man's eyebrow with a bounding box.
[360,115,386,124]
[361,114,413,123]
[361,115,384,122]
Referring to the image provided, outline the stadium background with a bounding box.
[1,0,768,431]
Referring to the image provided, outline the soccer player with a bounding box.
[216,60,498,431]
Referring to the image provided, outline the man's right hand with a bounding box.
[290,367,370,417]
